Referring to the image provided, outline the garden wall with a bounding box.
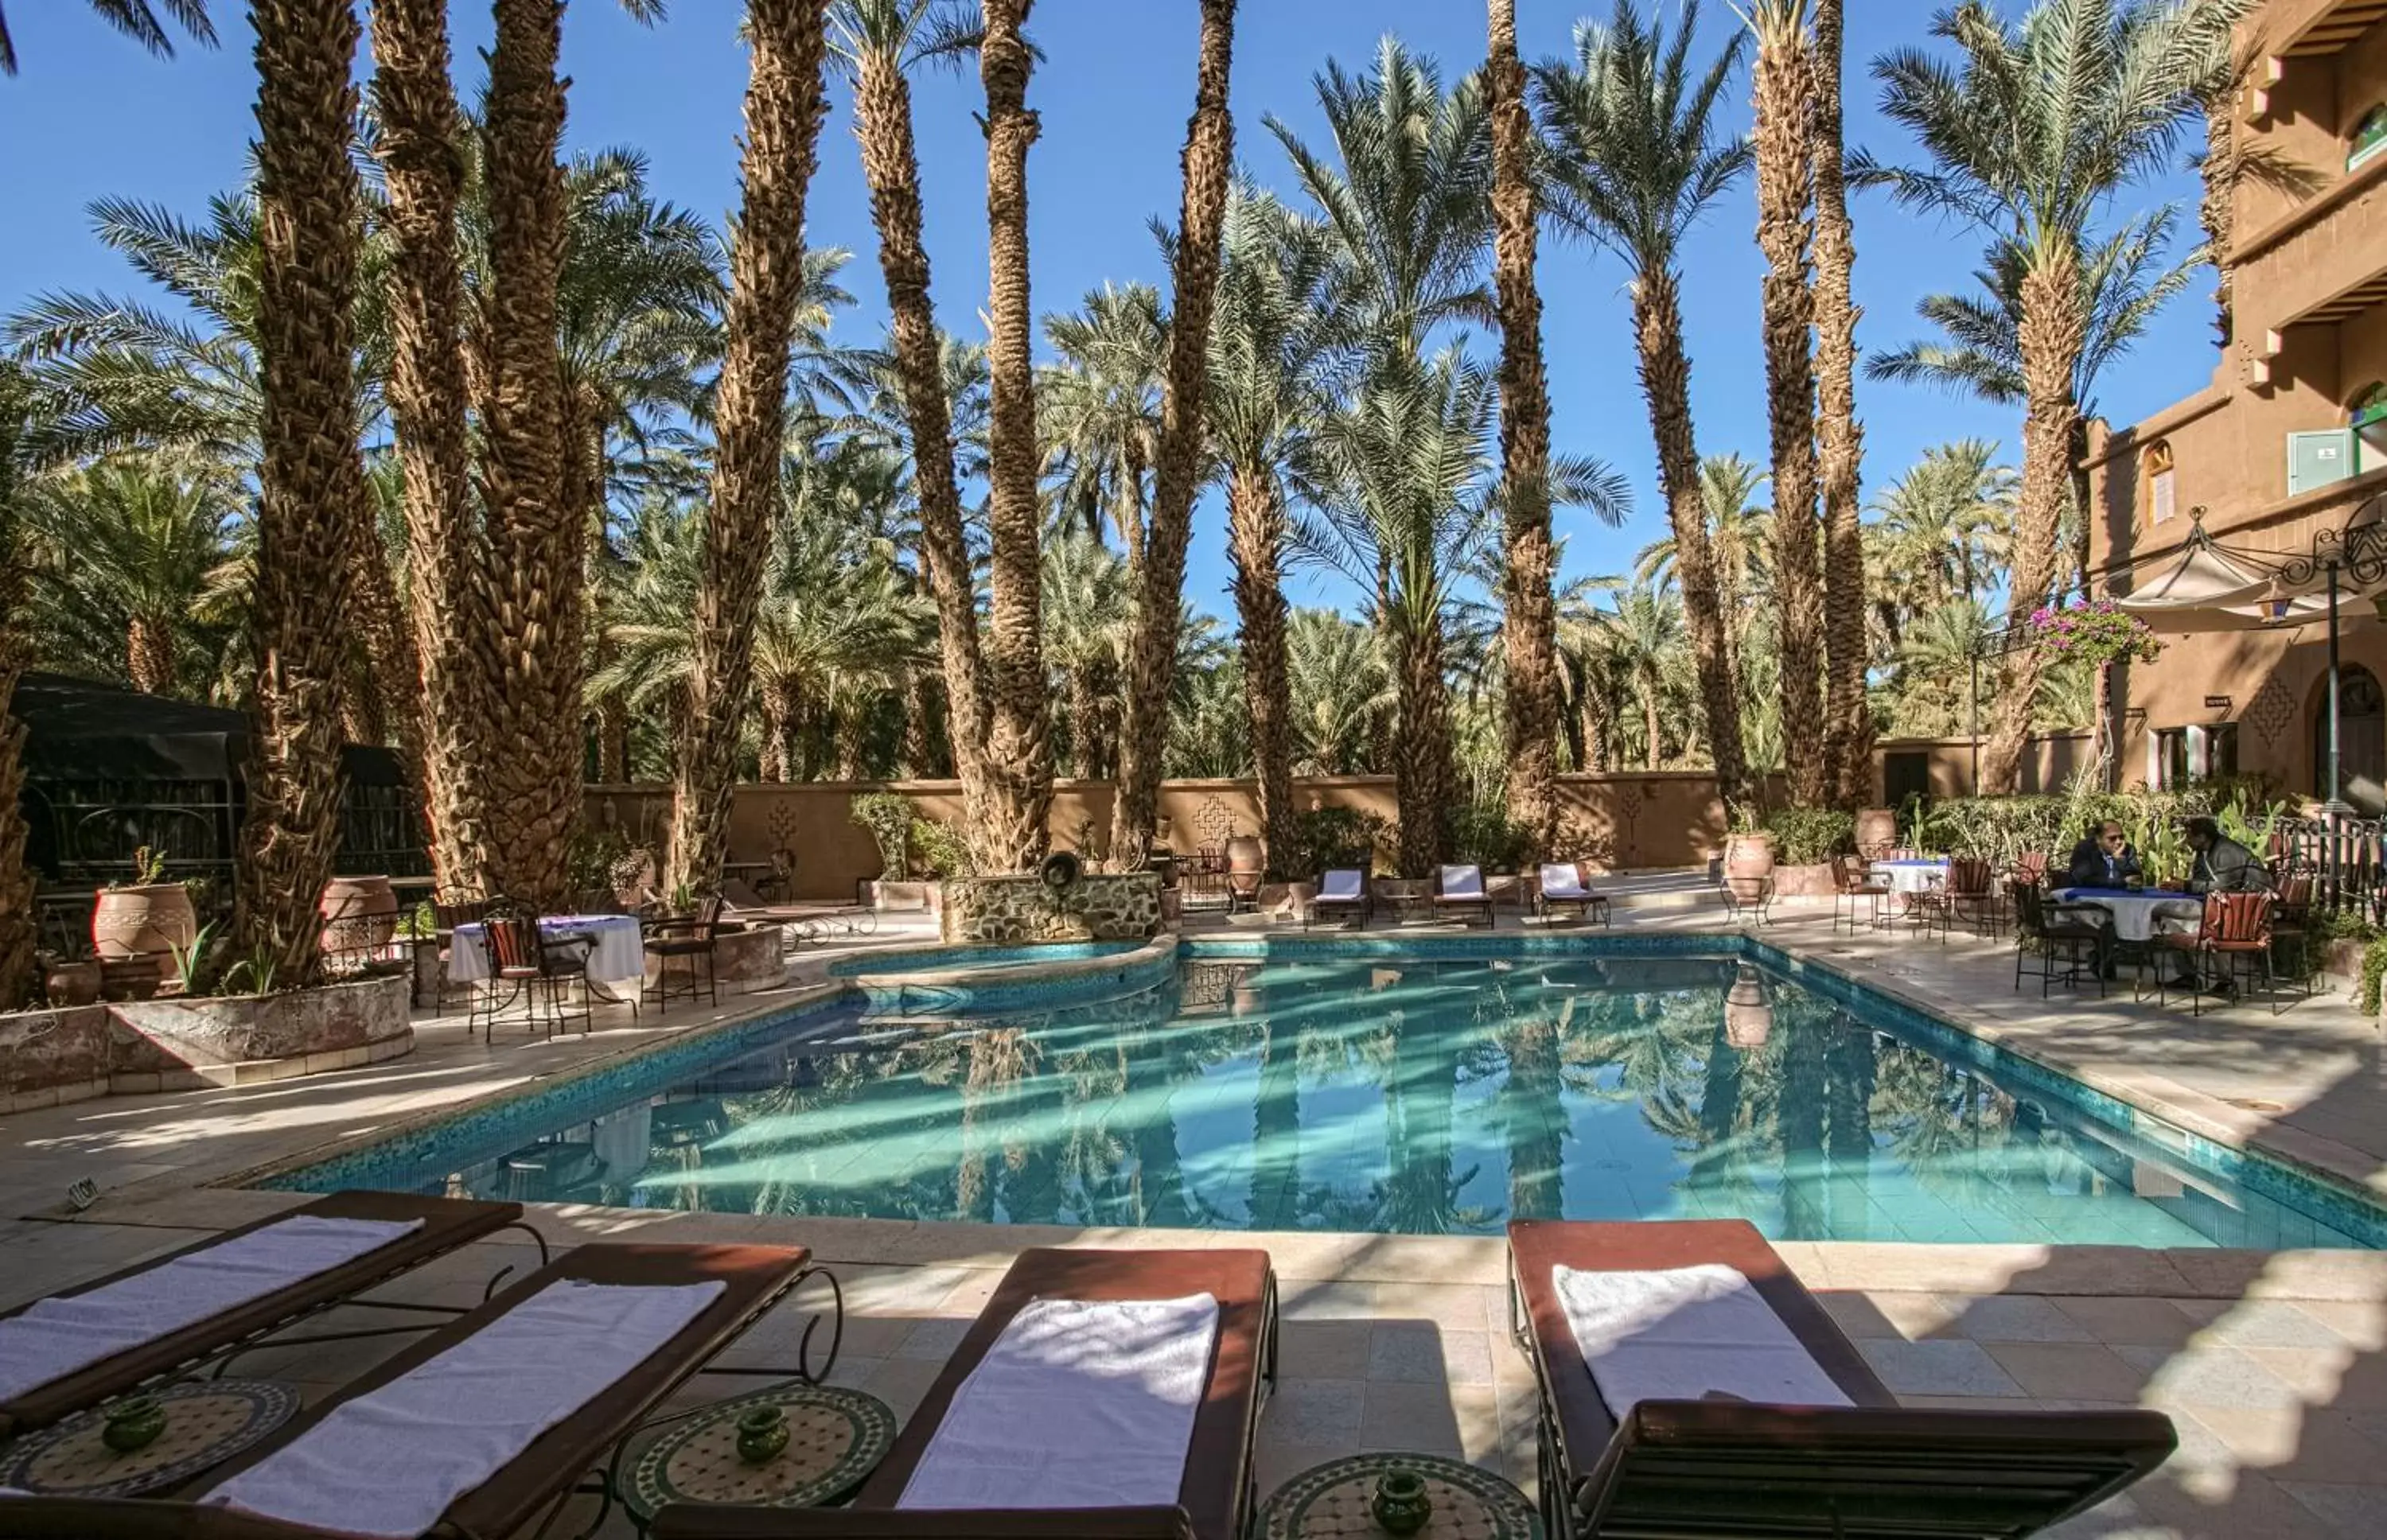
[586,735,2086,903]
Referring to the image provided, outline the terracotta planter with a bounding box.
[1723,832,1776,902]
[319,875,399,955]
[1854,808,1898,857]
[91,885,197,982]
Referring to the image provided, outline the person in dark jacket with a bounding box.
[2064,822,2142,889]
[2185,816,2271,895]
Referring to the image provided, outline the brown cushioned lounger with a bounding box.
[657,1249,1275,1540]
[1509,1219,2177,1539]
[0,1242,815,1540]
[651,1507,1197,1540]
[0,1191,526,1439]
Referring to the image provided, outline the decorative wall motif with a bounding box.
[2247,672,2295,748]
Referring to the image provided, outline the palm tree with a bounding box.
[1748,0,1826,807]
[1536,1,1754,811]
[1488,0,1560,859]
[1039,283,1165,568]
[974,0,1053,872]
[665,0,833,896]
[1208,189,1338,877]
[372,0,485,891]
[1811,0,1868,808]
[236,0,369,982]
[1113,0,1237,875]
[1602,580,1688,768]
[1869,439,2015,616]
[1041,530,1130,778]
[0,0,212,76]
[1286,609,1391,775]
[0,365,38,1007]
[1888,597,1995,739]
[21,456,240,694]
[831,0,999,850]
[1861,0,2245,794]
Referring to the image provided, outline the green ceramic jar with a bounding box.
[101,1395,168,1454]
[734,1405,790,1466]
[1371,1468,1432,1536]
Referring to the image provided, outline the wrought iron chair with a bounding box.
[2151,892,2276,1017]
[644,896,725,1016]
[1943,856,2003,939]
[428,892,495,1012]
[1828,854,1890,935]
[473,912,595,1040]
[2011,881,2105,998]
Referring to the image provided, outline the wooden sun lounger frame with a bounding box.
[1506,1219,2178,1540]
[0,1191,535,1441]
[1435,865,1495,929]
[651,1246,1277,1540]
[1306,871,1372,930]
[0,1241,841,1540]
[1534,863,1611,928]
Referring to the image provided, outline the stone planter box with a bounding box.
[864,880,943,914]
[940,873,1162,943]
[1,1004,111,1111]
[107,973,413,1092]
[644,923,786,993]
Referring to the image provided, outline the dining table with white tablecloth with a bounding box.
[2049,887,2205,943]
[446,914,645,986]
[1872,858,1950,896]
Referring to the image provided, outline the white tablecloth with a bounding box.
[2050,889,2202,943]
[449,916,644,985]
[1875,859,1949,896]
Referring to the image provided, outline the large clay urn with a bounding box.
[91,885,197,982]
[1722,831,1776,903]
[1853,808,1898,859]
[320,875,399,955]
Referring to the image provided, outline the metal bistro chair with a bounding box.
[2012,881,2105,998]
[644,896,725,1016]
[1944,855,2003,939]
[473,913,596,1040]
[2151,892,2277,1017]
[2268,873,2316,998]
[430,892,496,1012]
[1829,853,1891,935]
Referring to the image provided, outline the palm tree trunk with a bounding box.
[477,0,578,908]
[899,665,936,776]
[2202,87,2237,348]
[1642,679,1662,770]
[1634,272,1749,812]
[665,0,831,896]
[1392,616,1455,877]
[1115,438,1146,573]
[1752,6,1826,809]
[1114,0,1236,873]
[758,675,796,783]
[1984,247,2087,795]
[127,615,176,694]
[374,0,489,895]
[853,41,993,838]
[0,383,37,1009]
[975,0,1054,873]
[1228,468,1295,879]
[1488,0,1560,861]
[1811,0,1869,811]
[238,0,368,984]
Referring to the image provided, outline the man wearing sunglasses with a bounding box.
[2063,821,2141,890]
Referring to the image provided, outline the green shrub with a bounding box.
[908,817,972,880]
[1284,806,1383,877]
[1762,807,1855,865]
[1446,802,1534,873]
[849,792,914,877]
[2362,935,2387,1015]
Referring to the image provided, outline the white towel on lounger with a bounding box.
[1540,864,1591,900]
[1554,1264,1852,1419]
[206,1278,723,1539]
[898,1293,1219,1511]
[1318,870,1364,901]
[0,1215,424,1402]
[1440,865,1486,900]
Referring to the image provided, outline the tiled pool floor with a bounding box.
[8,900,2387,1534]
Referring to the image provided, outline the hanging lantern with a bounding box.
[1724,963,1774,1050]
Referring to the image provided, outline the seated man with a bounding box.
[2151,817,2270,992]
[2064,821,2141,889]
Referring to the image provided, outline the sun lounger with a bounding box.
[1534,862,1610,926]
[651,1246,1276,1540]
[0,1192,529,1441]
[0,1241,822,1540]
[1306,869,1370,930]
[1436,863,1494,928]
[1507,1219,2176,1539]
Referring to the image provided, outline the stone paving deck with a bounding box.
[3,901,2385,1536]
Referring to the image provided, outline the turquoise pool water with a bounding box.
[826,941,1141,978]
[270,949,2377,1248]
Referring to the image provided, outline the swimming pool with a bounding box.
[261,939,2385,1249]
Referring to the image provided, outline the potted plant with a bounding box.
[91,846,197,986]
[1722,811,1775,902]
[319,874,399,956]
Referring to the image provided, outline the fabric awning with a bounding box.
[2112,534,2333,633]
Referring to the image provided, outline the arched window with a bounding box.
[2356,106,2387,172]
[2144,440,2177,526]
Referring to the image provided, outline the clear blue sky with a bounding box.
[0,0,2217,618]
